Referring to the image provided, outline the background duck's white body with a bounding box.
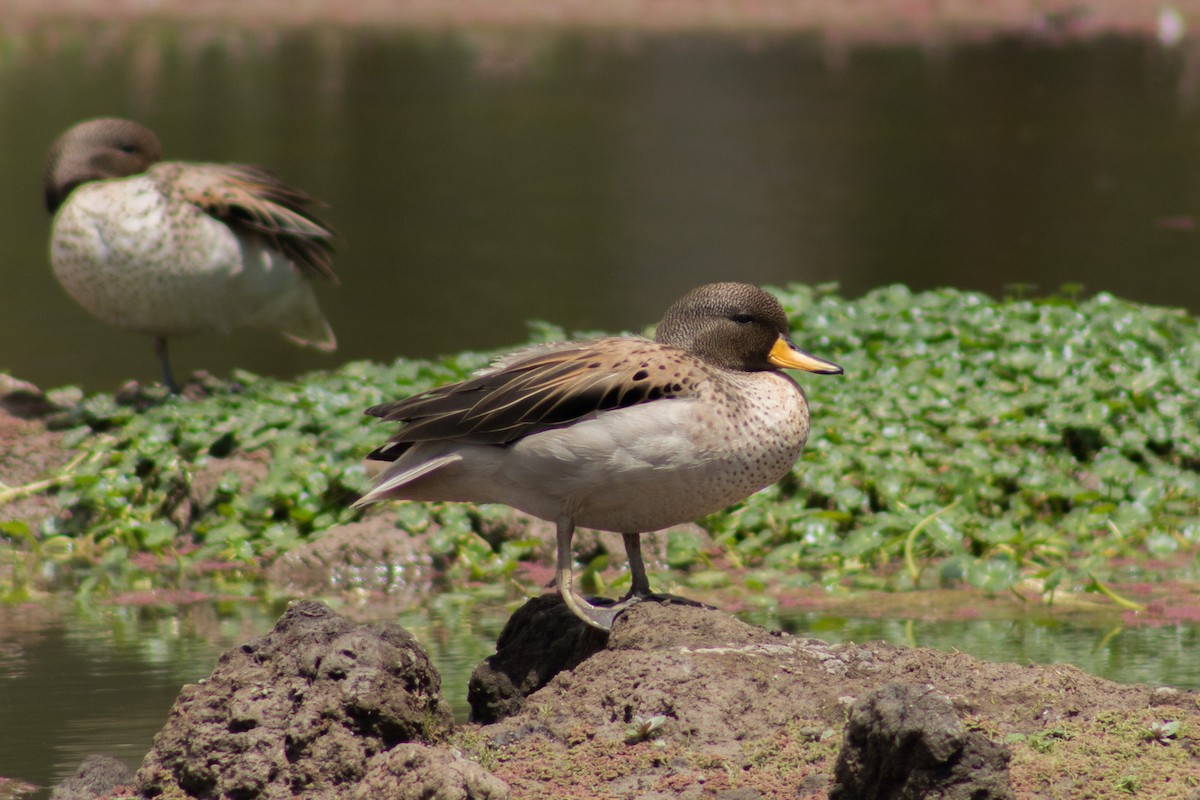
[368,369,811,533]
[49,165,333,348]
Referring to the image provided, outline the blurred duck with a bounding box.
[44,117,337,391]
[354,282,842,630]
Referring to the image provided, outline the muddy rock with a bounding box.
[470,598,1200,798]
[467,593,609,724]
[482,599,849,757]
[50,755,135,800]
[468,593,778,727]
[829,682,1013,800]
[136,600,454,800]
[483,597,1190,753]
[266,518,437,599]
[355,743,510,800]
[0,375,56,420]
[0,380,69,527]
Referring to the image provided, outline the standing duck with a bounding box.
[44,117,338,391]
[354,282,842,630]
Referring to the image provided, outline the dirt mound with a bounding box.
[481,599,1162,750]
[0,378,70,529]
[355,744,509,800]
[46,596,1200,800]
[468,593,609,724]
[831,682,1013,800]
[472,599,1199,799]
[136,600,454,799]
[50,755,135,800]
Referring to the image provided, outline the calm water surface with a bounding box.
[3,25,1200,390]
[0,597,1197,797]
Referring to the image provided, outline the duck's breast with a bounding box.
[499,370,812,531]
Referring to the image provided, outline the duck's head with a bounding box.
[656,282,843,375]
[44,118,164,214]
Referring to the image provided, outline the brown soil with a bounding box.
[52,598,1200,800]
[0,378,70,533]
[468,599,1200,800]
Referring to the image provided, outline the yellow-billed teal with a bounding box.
[44,117,337,391]
[354,282,842,630]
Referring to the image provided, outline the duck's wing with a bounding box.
[162,162,337,283]
[365,337,703,461]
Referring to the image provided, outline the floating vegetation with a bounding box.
[3,284,1198,600]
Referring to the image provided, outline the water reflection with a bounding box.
[2,24,1200,390]
[0,602,273,796]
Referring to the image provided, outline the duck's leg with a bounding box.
[555,513,619,631]
[621,532,652,599]
[153,336,180,393]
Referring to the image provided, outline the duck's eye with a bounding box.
[730,313,754,324]
[118,144,141,155]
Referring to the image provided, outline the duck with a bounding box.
[44,117,338,392]
[354,282,842,630]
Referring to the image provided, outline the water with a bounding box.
[0,596,1195,797]
[3,25,1200,391]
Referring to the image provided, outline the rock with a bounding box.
[481,600,839,756]
[50,755,135,800]
[828,682,1013,800]
[266,519,437,598]
[0,375,54,419]
[467,594,608,724]
[136,600,454,800]
[356,743,510,799]
[1150,686,1183,707]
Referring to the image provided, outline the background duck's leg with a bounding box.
[622,532,652,598]
[555,513,618,631]
[153,336,179,393]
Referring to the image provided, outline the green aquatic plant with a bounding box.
[625,714,668,744]
[1140,719,1181,745]
[744,283,1200,595]
[1,284,1198,599]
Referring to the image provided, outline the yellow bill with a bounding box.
[769,336,843,374]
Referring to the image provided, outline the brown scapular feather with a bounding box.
[175,163,338,284]
[365,339,696,461]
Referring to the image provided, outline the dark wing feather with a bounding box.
[169,163,338,283]
[365,339,698,462]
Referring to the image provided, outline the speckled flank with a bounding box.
[540,362,811,532]
[44,118,336,368]
[49,165,333,346]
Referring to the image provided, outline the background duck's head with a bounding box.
[45,117,164,213]
[656,282,843,375]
